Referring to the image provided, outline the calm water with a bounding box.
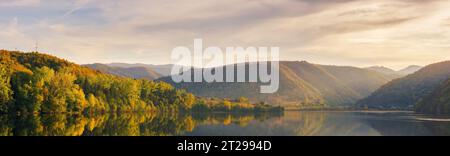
[1,111,450,136]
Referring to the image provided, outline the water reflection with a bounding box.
[185,111,450,136]
[0,112,283,136]
[1,111,450,136]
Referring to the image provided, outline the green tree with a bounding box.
[11,70,45,114]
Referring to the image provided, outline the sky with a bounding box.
[1,0,450,70]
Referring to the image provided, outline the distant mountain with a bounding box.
[415,78,450,114]
[357,61,450,110]
[365,66,403,79]
[365,65,422,78]
[107,63,175,76]
[398,65,422,75]
[84,63,161,80]
[158,61,397,108]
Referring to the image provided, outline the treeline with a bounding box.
[192,97,284,113]
[0,50,282,114]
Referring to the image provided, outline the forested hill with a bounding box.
[357,60,450,110]
[0,50,196,114]
[158,61,398,108]
[415,78,450,114]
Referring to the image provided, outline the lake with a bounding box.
[1,111,450,136]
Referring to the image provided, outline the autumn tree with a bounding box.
[223,100,232,110]
[0,63,13,112]
[41,67,86,113]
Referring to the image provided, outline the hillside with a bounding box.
[415,78,450,114]
[84,63,162,80]
[0,50,196,113]
[159,61,396,108]
[357,61,450,110]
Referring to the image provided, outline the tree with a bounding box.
[177,90,195,110]
[184,93,196,110]
[0,63,13,112]
[223,100,232,110]
[11,70,44,114]
[42,67,86,113]
[239,97,249,104]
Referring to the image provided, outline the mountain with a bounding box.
[107,63,175,76]
[158,61,397,108]
[365,66,403,79]
[365,65,422,78]
[357,61,450,110]
[84,63,162,80]
[415,78,450,114]
[398,65,422,75]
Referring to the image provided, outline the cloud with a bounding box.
[61,0,93,18]
[230,0,450,69]
[1,0,450,69]
[0,17,36,51]
[0,0,40,7]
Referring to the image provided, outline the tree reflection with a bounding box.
[0,111,282,136]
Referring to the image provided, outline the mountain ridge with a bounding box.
[357,61,450,110]
[84,63,162,80]
[156,61,398,108]
[106,63,175,76]
[365,65,422,79]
